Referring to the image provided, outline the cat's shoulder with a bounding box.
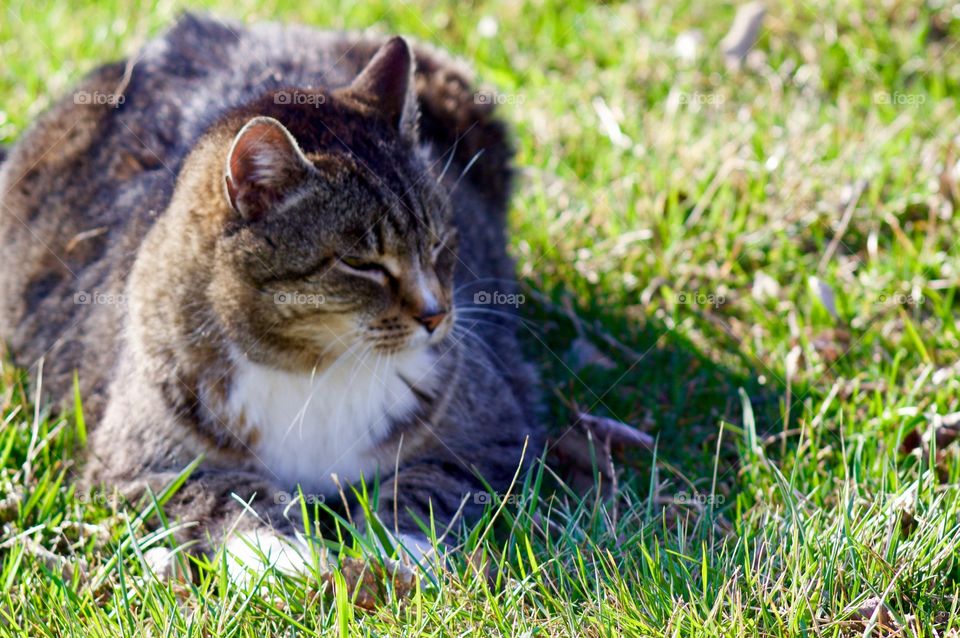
[408,38,514,207]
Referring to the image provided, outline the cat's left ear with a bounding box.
[224,116,315,221]
[345,37,418,142]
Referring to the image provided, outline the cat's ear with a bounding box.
[346,37,418,142]
[224,116,314,221]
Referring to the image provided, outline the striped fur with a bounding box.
[0,14,542,566]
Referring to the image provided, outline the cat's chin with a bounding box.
[405,329,435,351]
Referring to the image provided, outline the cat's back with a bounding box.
[0,13,513,414]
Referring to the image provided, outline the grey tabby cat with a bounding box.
[0,14,541,575]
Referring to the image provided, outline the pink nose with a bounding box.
[416,310,447,333]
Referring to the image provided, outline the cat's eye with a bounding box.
[341,256,373,270]
[338,256,390,279]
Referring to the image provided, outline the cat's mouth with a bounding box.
[366,312,453,353]
[277,311,453,364]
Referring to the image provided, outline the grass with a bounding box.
[2,0,960,634]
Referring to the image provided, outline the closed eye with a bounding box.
[337,256,391,281]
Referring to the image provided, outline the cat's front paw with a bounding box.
[386,532,436,566]
[142,545,192,582]
[224,528,332,584]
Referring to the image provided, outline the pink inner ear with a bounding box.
[226,118,310,220]
[230,123,291,187]
[347,37,416,133]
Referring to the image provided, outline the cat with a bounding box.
[0,13,542,576]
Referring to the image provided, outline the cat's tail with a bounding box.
[411,44,514,212]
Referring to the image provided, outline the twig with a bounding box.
[818,179,867,272]
[575,412,655,450]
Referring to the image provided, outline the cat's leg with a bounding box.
[93,467,422,593]
[367,455,488,565]
[85,467,323,582]
[369,415,541,569]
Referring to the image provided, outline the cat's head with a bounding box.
[205,38,459,371]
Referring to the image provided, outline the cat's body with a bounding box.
[0,14,540,568]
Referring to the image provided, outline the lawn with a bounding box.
[2,0,960,635]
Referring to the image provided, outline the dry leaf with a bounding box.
[810,328,850,363]
[808,276,839,319]
[721,2,766,67]
[322,556,416,610]
[939,144,959,207]
[901,411,960,455]
[548,411,654,496]
[566,337,616,371]
[853,596,893,630]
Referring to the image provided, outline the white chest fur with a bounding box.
[223,347,436,494]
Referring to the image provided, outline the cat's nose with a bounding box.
[416,309,448,333]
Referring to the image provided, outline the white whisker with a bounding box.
[290,339,362,439]
[452,326,510,377]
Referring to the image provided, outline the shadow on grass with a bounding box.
[521,285,790,501]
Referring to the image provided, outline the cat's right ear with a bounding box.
[224,116,314,221]
[344,37,418,143]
